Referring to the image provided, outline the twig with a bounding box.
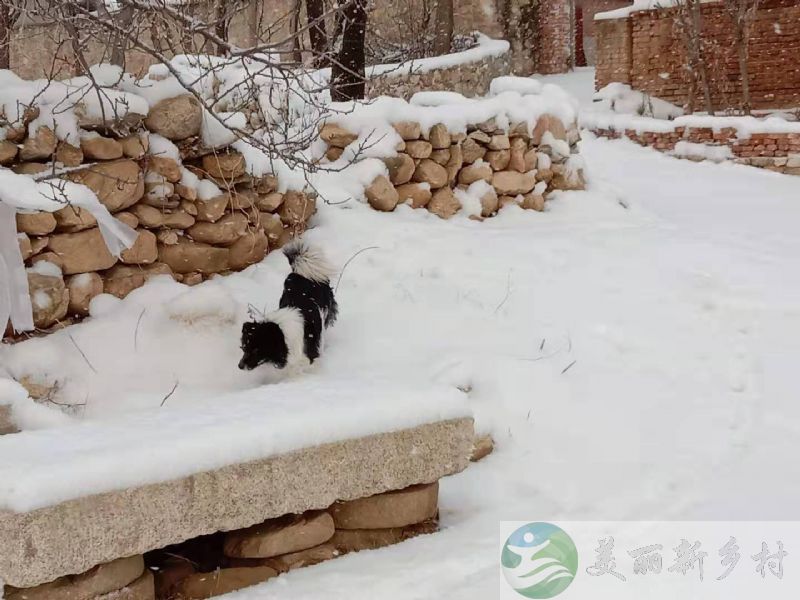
[134,308,146,352]
[494,269,513,315]
[160,381,180,407]
[68,333,97,374]
[335,246,380,293]
[561,360,577,375]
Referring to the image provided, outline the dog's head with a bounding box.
[238,320,289,371]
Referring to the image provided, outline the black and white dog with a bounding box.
[238,241,338,374]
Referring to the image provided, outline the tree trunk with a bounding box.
[331,0,367,102]
[306,0,328,66]
[0,2,10,70]
[214,0,228,56]
[433,0,454,55]
[688,0,714,114]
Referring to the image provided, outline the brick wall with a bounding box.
[595,0,800,110]
[579,0,631,64]
[535,0,573,74]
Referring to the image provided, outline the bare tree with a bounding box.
[330,0,368,101]
[672,0,715,114]
[306,0,328,66]
[722,0,759,114]
[432,0,453,55]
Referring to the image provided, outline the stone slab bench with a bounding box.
[0,379,473,591]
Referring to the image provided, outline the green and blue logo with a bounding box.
[501,522,578,598]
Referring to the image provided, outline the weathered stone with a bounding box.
[116,212,139,230]
[27,271,69,328]
[30,252,63,270]
[479,186,499,217]
[468,130,492,144]
[195,195,229,223]
[13,162,49,175]
[278,191,316,225]
[147,156,182,183]
[17,234,32,261]
[175,183,198,201]
[521,192,546,212]
[485,149,510,171]
[509,138,527,172]
[430,148,451,166]
[224,511,335,559]
[461,138,486,163]
[0,140,18,165]
[523,148,539,172]
[331,482,439,529]
[396,183,432,209]
[458,162,493,186]
[158,241,229,274]
[182,273,203,286]
[96,569,154,600]
[392,121,421,141]
[120,135,148,160]
[256,192,284,212]
[412,159,448,189]
[330,520,438,554]
[227,543,340,574]
[229,230,269,270]
[550,163,586,191]
[20,126,56,161]
[174,567,277,599]
[144,95,202,140]
[427,187,461,220]
[67,160,144,213]
[325,146,344,162]
[365,175,399,212]
[383,153,415,185]
[16,212,56,236]
[53,206,97,232]
[80,135,123,160]
[103,263,173,299]
[29,237,49,255]
[161,210,195,230]
[229,189,258,210]
[129,205,165,229]
[55,142,83,167]
[156,230,180,246]
[121,230,158,265]
[427,124,450,149]
[492,171,537,196]
[4,556,145,600]
[445,144,463,184]
[405,140,432,159]
[320,123,357,148]
[187,213,248,245]
[471,434,495,462]
[47,228,117,274]
[181,200,198,217]
[202,152,246,181]
[0,405,17,435]
[531,114,567,145]
[152,558,195,599]
[488,134,510,150]
[66,273,104,316]
[261,213,284,244]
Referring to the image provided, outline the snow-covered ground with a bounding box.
[4,68,800,597]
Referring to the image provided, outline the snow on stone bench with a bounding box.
[0,378,474,590]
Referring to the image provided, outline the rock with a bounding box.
[392,121,421,141]
[531,114,567,145]
[227,543,340,574]
[550,163,586,191]
[18,234,32,260]
[27,271,69,328]
[80,135,123,160]
[182,273,203,286]
[187,213,248,245]
[173,567,277,599]
[224,511,335,559]
[145,94,203,140]
[148,156,182,182]
[479,186,499,217]
[120,134,148,159]
[16,212,56,236]
[471,434,495,462]
[103,263,173,298]
[195,195,229,223]
[320,123,357,148]
[95,570,154,600]
[0,140,18,165]
[458,162,493,186]
[30,252,64,270]
[66,273,104,316]
[468,130,492,144]
[202,152,246,181]
[509,138,527,172]
[175,183,198,201]
[523,148,538,172]
[492,171,537,196]
[30,237,49,255]
[404,140,432,159]
[121,229,158,265]
[160,210,195,230]
[325,146,344,162]
[47,228,117,274]
[153,559,195,600]
[0,405,17,435]
[383,153,415,185]
[4,556,146,600]
[181,200,198,217]
[158,241,229,274]
[55,142,83,167]
[15,162,52,176]
[445,144,463,184]
[229,230,269,270]
[116,212,139,229]
[396,183,432,209]
[67,160,144,213]
[412,159,448,189]
[330,519,439,553]
[365,175,399,212]
[485,149,510,171]
[256,192,284,212]
[427,124,450,149]
[430,149,450,166]
[488,134,510,150]
[156,230,180,245]
[262,214,284,244]
[228,189,258,210]
[521,192,546,211]
[20,126,57,161]
[53,206,97,232]
[427,188,460,220]
[499,195,522,209]
[129,204,165,228]
[461,138,486,163]
[331,484,439,529]
[251,175,278,195]
[510,121,531,139]
[278,191,316,225]
[15,375,55,400]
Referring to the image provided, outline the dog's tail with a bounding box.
[283,240,336,283]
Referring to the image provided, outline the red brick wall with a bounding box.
[596,0,800,110]
[595,16,632,86]
[535,0,573,74]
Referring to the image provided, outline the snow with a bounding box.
[594,0,718,20]
[593,82,684,120]
[0,378,470,512]
[673,140,734,162]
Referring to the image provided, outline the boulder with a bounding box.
[16,212,56,236]
[508,138,527,172]
[66,273,104,316]
[392,121,421,141]
[120,229,158,265]
[144,94,203,140]
[172,567,277,599]
[0,139,18,165]
[188,213,248,245]
[461,138,486,164]
[147,156,182,182]
[20,126,57,161]
[278,191,316,225]
[80,135,123,160]
[47,228,117,274]
[53,206,97,232]
[405,140,432,159]
[224,511,335,559]
[158,241,230,274]
[256,192,284,212]
[120,134,148,159]
[365,175,399,212]
[195,195,229,223]
[412,159,448,189]
[531,114,567,145]
[427,124,450,149]
[330,520,438,554]
[383,153,415,185]
[55,142,83,167]
[430,149,450,166]
[492,171,537,196]
[485,149,510,171]
[229,230,269,270]
[427,188,461,220]
[457,162,492,186]
[67,160,144,213]
[103,263,173,299]
[27,271,69,329]
[396,183,432,209]
[488,134,510,150]
[319,123,357,148]
[4,556,145,600]
[202,152,246,181]
[445,144,463,184]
